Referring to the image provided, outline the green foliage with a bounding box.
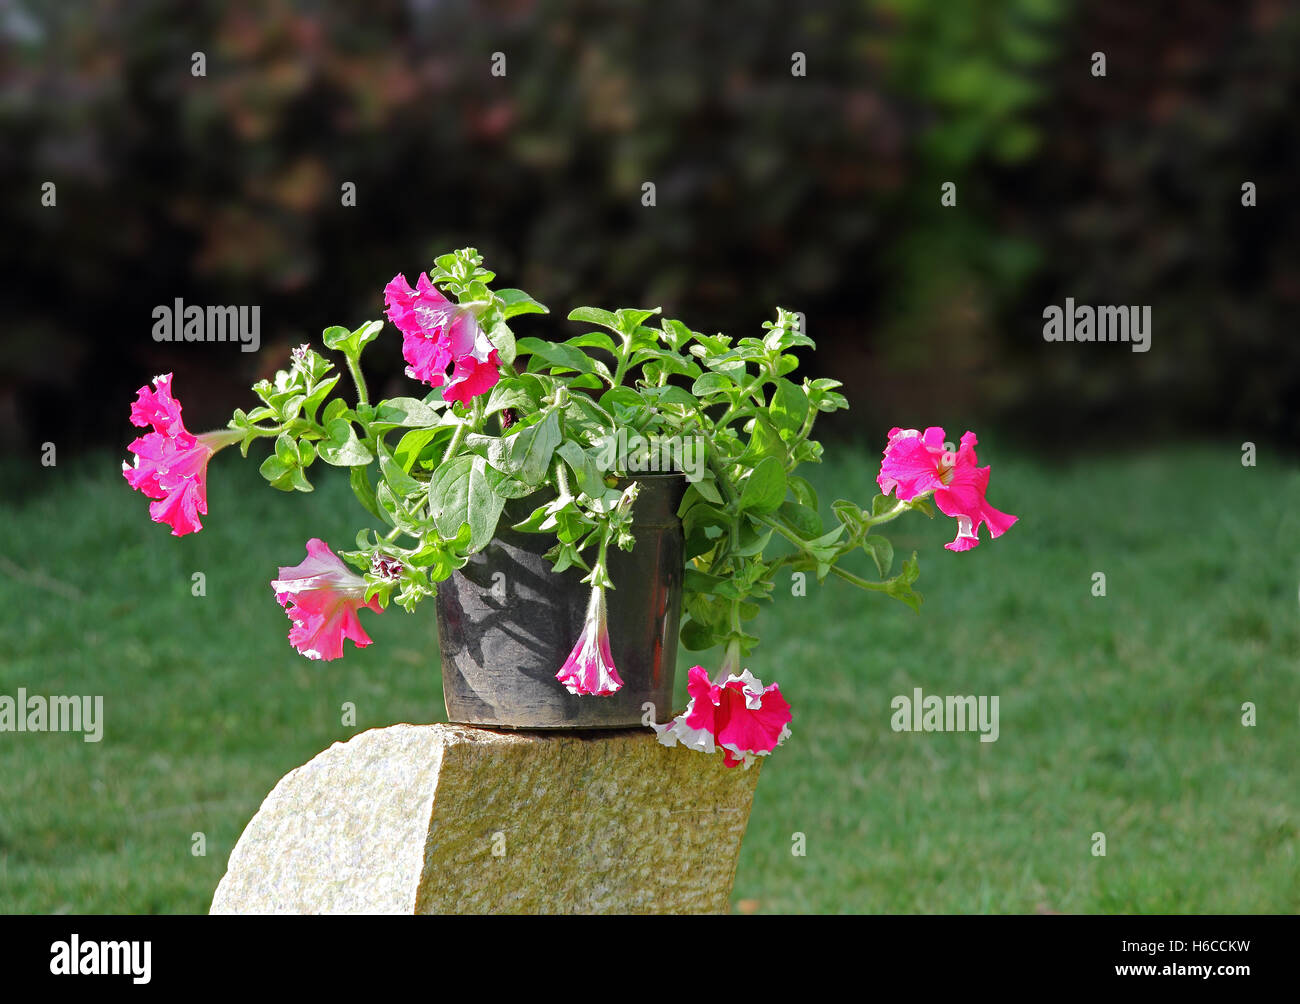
[229,252,939,665]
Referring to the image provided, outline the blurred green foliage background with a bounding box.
[3,0,1297,461]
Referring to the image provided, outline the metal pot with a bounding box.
[435,474,686,728]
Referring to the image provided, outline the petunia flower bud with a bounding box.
[555,585,624,696]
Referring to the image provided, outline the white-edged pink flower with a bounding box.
[555,585,624,696]
[653,665,792,769]
[271,538,382,661]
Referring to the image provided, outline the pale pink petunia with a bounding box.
[555,585,624,696]
[122,374,238,536]
[877,426,1017,552]
[383,272,500,403]
[653,665,793,769]
[271,538,382,661]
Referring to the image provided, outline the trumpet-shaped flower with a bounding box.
[555,585,624,696]
[271,538,382,661]
[122,373,238,536]
[877,426,1017,552]
[653,665,792,769]
[383,272,500,406]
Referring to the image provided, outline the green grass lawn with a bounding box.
[0,443,1296,913]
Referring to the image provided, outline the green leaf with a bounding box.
[872,494,897,518]
[686,475,723,505]
[274,432,298,466]
[660,318,695,351]
[732,518,774,556]
[370,396,442,431]
[301,374,341,422]
[485,375,543,417]
[321,397,349,426]
[321,326,351,350]
[259,449,313,493]
[832,499,867,538]
[568,373,606,390]
[614,307,661,333]
[486,318,517,366]
[680,617,720,652]
[566,306,620,329]
[556,441,607,497]
[598,387,643,414]
[646,385,698,410]
[564,331,619,355]
[485,409,561,484]
[738,456,787,514]
[497,288,549,319]
[884,551,923,612]
[769,378,810,437]
[394,427,440,472]
[481,464,534,499]
[862,535,894,578]
[323,320,383,357]
[691,372,734,396]
[430,455,506,554]
[788,474,819,510]
[282,466,314,492]
[317,418,374,467]
[380,452,422,497]
[258,453,291,486]
[516,337,595,375]
[350,465,387,523]
[779,500,823,540]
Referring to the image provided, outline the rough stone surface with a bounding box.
[211,723,762,915]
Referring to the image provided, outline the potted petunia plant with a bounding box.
[123,248,1017,768]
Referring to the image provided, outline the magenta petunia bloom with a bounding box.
[877,426,1017,552]
[653,665,793,769]
[271,538,382,661]
[555,585,624,696]
[383,272,500,406]
[122,373,237,537]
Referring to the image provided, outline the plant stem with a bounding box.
[345,354,369,407]
[867,497,915,527]
[442,421,468,465]
[753,511,889,593]
[828,564,892,593]
[753,511,804,548]
[554,457,572,499]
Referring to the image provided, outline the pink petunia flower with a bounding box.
[122,373,239,536]
[383,272,500,406]
[877,426,1018,552]
[555,585,624,696]
[653,665,793,769]
[271,538,382,661]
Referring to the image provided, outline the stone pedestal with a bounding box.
[210,723,761,915]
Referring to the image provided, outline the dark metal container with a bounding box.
[435,474,686,728]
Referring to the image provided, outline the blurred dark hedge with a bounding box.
[2,0,1296,457]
